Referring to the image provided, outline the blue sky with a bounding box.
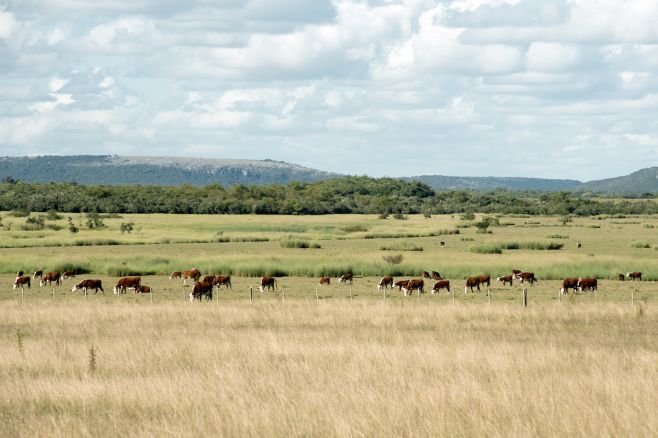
[1,0,657,181]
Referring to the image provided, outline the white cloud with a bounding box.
[0,10,17,39]
[526,42,580,72]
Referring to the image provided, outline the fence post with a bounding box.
[151,287,154,304]
[631,288,635,306]
[384,287,387,301]
[523,288,528,307]
[417,287,420,302]
[350,286,353,301]
[558,289,561,302]
[85,288,88,303]
[452,287,455,302]
[52,287,55,302]
[315,287,319,302]
[487,288,491,304]
[21,288,24,305]
[250,287,253,303]
[282,286,285,302]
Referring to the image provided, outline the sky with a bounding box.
[1,0,658,181]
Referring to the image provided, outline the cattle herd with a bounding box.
[9,268,645,301]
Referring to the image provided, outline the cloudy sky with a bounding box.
[1,0,658,180]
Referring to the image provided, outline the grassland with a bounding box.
[1,212,657,436]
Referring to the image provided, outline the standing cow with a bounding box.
[378,276,394,290]
[560,278,579,294]
[259,276,277,293]
[339,273,353,284]
[403,279,424,296]
[497,275,513,286]
[464,276,481,293]
[432,280,450,294]
[13,275,31,290]
[40,272,61,287]
[627,272,642,281]
[113,277,141,294]
[71,279,104,294]
[189,281,213,301]
[319,276,331,286]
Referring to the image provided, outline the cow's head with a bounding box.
[71,285,79,292]
[39,280,46,287]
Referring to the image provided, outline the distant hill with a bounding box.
[578,167,658,194]
[406,175,581,191]
[0,155,339,186]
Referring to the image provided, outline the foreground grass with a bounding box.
[1,301,656,437]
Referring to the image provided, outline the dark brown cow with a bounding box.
[259,276,277,293]
[212,275,232,290]
[339,273,353,284]
[62,271,76,280]
[33,270,43,279]
[431,271,443,280]
[13,275,31,290]
[113,276,141,294]
[560,278,579,294]
[627,272,642,281]
[202,275,216,284]
[497,275,513,286]
[464,276,480,293]
[39,272,61,287]
[181,269,201,284]
[394,280,410,291]
[71,279,104,294]
[133,285,152,294]
[319,276,331,286]
[517,272,536,285]
[577,277,597,292]
[189,281,213,301]
[479,274,491,287]
[512,269,522,278]
[378,275,394,290]
[616,273,625,281]
[169,271,182,280]
[432,280,450,294]
[403,279,424,296]
[421,271,431,279]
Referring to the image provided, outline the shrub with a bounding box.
[120,222,135,234]
[469,245,502,254]
[460,212,475,221]
[340,224,369,233]
[280,240,321,249]
[547,234,569,239]
[392,213,408,220]
[631,240,651,249]
[499,241,564,250]
[382,254,404,264]
[46,210,63,220]
[9,209,30,217]
[380,243,423,251]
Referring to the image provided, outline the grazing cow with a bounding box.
[497,275,513,286]
[560,278,579,294]
[133,285,152,294]
[432,280,450,294]
[394,280,410,292]
[577,242,582,248]
[212,275,232,290]
[517,272,536,285]
[169,271,182,280]
[403,279,424,296]
[71,279,104,294]
[33,270,43,280]
[113,276,141,294]
[181,269,201,285]
[616,273,625,281]
[378,275,394,290]
[339,273,353,284]
[319,276,331,286]
[421,271,431,279]
[39,272,61,287]
[62,271,76,280]
[440,241,445,247]
[577,277,598,292]
[13,275,31,290]
[202,275,216,284]
[259,276,277,293]
[479,274,491,287]
[627,272,642,281]
[464,276,481,293]
[431,271,443,280]
[189,281,213,302]
[512,269,522,279]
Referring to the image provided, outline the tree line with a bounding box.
[0,177,657,216]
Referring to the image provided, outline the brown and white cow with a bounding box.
[627,272,642,281]
[202,275,216,284]
[259,276,277,293]
[378,275,394,290]
[133,285,152,294]
[464,276,481,293]
[516,272,536,285]
[431,271,443,280]
[71,279,104,294]
[432,280,450,294]
[169,271,182,280]
[394,280,410,292]
[497,275,513,286]
[560,278,579,294]
[62,271,76,280]
[113,276,141,294]
[577,277,597,292]
[403,279,424,296]
[319,276,331,286]
[616,273,625,281]
[339,273,353,284]
[421,271,431,279]
[212,275,232,290]
[181,269,201,285]
[512,269,522,279]
[13,275,31,290]
[479,274,491,287]
[33,270,43,280]
[39,272,61,287]
[189,281,213,302]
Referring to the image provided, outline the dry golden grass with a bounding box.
[1,300,656,437]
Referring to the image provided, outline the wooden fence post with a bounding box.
[21,288,24,305]
[631,288,635,306]
[85,288,88,303]
[282,286,285,302]
[523,288,528,307]
[487,288,491,304]
[384,287,387,301]
[417,287,420,302]
[250,287,253,303]
[452,287,455,302]
[315,287,319,302]
[350,286,353,301]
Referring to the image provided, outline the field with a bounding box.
[1,213,657,436]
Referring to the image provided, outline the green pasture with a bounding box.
[1,212,658,282]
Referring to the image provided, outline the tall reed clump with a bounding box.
[469,245,502,254]
[500,241,564,250]
[280,240,321,249]
[631,240,651,249]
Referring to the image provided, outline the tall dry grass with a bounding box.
[1,301,656,437]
